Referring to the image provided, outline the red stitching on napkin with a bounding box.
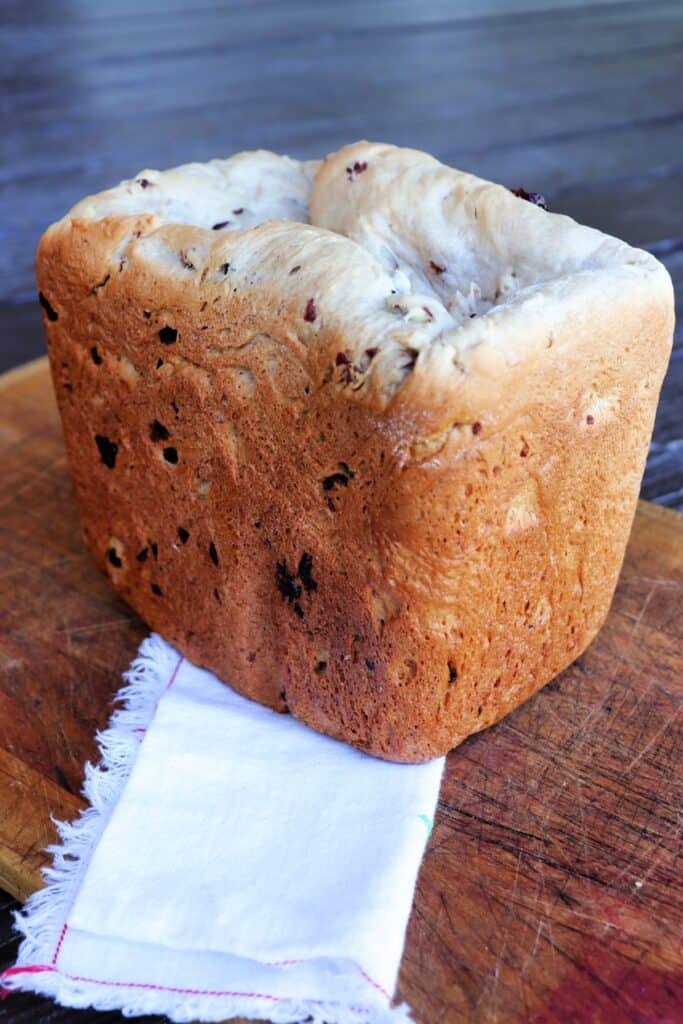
[356,964,391,1001]
[51,923,68,966]
[264,958,390,1001]
[165,654,183,691]
[5,958,390,1006]
[2,966,52,978]
[0,965,284,1000]
[0,964,375,1014]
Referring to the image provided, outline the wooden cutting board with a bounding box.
[1,357,681,1023]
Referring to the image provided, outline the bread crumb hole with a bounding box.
[314,649,329,674]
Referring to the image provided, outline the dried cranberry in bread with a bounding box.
[36,142,674,762]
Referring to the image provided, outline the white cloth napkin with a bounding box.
[2,634,444,1022]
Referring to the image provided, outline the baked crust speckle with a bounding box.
[37,141,674,761]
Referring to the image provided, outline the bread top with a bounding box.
[46,141,673,428]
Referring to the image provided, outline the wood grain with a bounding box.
[0,750,81,902]
[1,358,681,1023]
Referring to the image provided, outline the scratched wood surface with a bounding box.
[1,358,682,1024]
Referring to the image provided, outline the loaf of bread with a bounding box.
[37,142,674,762]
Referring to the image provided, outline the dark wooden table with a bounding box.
[1,1,681,1022]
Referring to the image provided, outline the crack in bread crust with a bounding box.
[52,142,671,406]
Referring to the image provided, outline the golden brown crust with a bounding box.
[36,143,674,761]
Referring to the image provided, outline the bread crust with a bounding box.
[36,144,674,761]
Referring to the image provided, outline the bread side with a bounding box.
[36,143,674,761]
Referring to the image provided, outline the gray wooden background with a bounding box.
[0,1,681,1022]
